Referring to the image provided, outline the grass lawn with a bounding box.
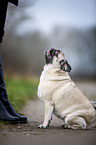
[5,76,39,112]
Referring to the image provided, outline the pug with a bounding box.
[37,48,96,129]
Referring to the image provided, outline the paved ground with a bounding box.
[0,81,96,145]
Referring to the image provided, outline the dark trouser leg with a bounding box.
[0,0,10,104]
[0,0,8,43]
[0,1,19,124]
[0,55,27,123]
[0,0,27,123]
[0,55,19,124]
[0,54,27,123]
[0,55,8,100]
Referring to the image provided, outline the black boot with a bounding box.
[0,100,19,124]
[0,0,25,123]
[1,97,27,123]
[0,55,27,123]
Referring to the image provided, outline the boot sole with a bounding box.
[19,120,28,124]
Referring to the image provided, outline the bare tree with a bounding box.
[6,0,36,33]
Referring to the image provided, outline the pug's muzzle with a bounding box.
[59,59,72,72]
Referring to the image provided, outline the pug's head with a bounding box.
[44,48,71,72]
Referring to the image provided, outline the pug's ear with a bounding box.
[59,59,72,72]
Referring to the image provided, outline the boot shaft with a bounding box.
[0,100,19,124]
[0,54,8,99]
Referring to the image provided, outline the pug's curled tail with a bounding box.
[90,101,96,110]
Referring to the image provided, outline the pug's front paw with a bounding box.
[38,123,47,129]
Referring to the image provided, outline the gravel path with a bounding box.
[0,81,96,145]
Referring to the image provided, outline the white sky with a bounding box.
[17,0,96,34]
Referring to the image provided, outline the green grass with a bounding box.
[5,76,39,112]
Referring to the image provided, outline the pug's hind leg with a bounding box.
[65,115,87,129]
[38,102,54,129]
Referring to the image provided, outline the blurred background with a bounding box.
[0,0,96,79]
[0,1,96,139]
[0,1,96,141]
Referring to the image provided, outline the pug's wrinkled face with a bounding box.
[45,48,71,72]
